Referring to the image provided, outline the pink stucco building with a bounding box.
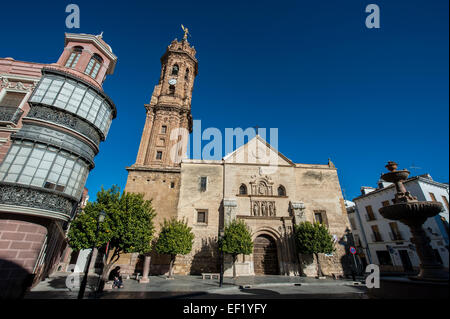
[0,59,44,161]
[0,33,117,298]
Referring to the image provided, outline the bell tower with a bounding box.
[124,34,198,275]
[125,33,198,245]
[133,38,198,168]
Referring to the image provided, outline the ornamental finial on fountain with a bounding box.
[381,161,417,203]
[385,161,398,172]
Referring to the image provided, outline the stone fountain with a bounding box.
[368,161,448,298]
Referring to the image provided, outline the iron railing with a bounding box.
[0,106,24,124]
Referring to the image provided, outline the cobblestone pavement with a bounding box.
[25,272,367,299]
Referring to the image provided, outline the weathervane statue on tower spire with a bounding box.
[181,24,190,40]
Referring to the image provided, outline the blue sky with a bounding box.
[1,0,448,201]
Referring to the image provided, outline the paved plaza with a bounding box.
[25,272,368,299]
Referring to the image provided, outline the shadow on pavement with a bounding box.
[96,290,366,299]
[238,288,281,296]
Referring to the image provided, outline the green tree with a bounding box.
[154,218,194,279]
[68,185,156,286]
[294,221,335,277]
[219,219,253,278]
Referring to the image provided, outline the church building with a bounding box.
[123,34,351,277]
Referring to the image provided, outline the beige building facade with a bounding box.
[123,36,352,277]
[174,136,352,277]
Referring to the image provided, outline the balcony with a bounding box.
[371,233,383,242]
[365,214,377,221]
[0,106,24,125]
[389,231,404,241]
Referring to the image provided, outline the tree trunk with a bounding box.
[97,248,120,293]
[315,253,323,277]
[297,253,306,277]
[232,254,237,279]
[168,255,175,279]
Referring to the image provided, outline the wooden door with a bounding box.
[253,235,279,275]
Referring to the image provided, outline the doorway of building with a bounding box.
[398,250,413,272]
[253,234,279,275]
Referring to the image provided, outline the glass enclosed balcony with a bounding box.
[29,72,115,138]
[0,140,89,200]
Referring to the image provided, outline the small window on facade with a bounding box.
[365,205,376,221]
[171,64,179,76]
[169,85,175,95]
[239,184,247,195]
[185,68,189,81]
[314,212,323,224]
[200,176,207,192]
[197,210,207,224]
[65,46,83,68]
[389,222,402,240]
[314,210,327,226]
[156,151,163,160]
[0,92,26,107]
[85,54,103,79]
[277,185,286,196]
[442,196,449,211]
[429,192,437,202]
[371,225,383,242]
[381,200,390,207]
[161,125,167,134]
[170,182,175,189]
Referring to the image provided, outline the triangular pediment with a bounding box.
[223,135,294,166]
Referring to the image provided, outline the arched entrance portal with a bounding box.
[253,234,279,275]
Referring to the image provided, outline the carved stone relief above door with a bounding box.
[251,200,276,217]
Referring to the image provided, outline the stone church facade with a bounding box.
[123,36,351,277]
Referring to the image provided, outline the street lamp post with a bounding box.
[77,210,106,299]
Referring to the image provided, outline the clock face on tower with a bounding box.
[168,78,177,85]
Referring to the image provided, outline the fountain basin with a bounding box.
[380,170,410,183]
[379,201,443,222]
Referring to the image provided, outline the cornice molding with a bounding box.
[126,166,181,173]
